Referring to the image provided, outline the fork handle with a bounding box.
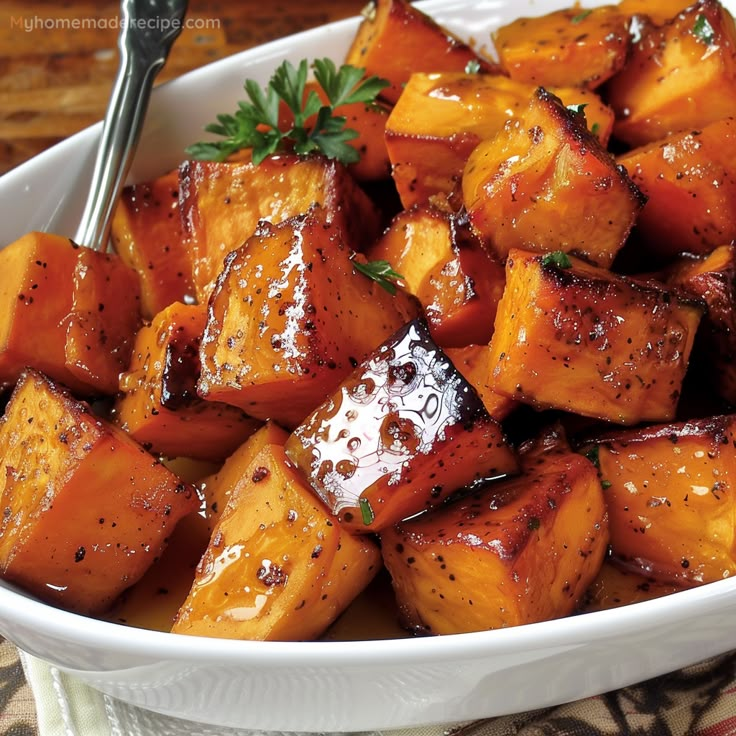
[76,0,188,251]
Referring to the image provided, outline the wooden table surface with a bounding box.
[0,0,367,175]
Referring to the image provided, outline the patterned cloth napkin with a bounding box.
[8,640,736,736]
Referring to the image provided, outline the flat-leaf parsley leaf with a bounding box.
[186,59,389,165]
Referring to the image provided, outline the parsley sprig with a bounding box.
[351,258,405,295]
[186,59,389,165]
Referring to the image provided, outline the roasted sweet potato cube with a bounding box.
[106,512,211,632]
[114,302,260,461]
[366,205,505,348]
[666,245,736,404]
[0,232,141,396]
[198,210,419,428]
[493,5,630,89]
[345,0,498,105]
[444,345,517,421]
[580,415,736,586]
[386,72,614,208]
[578,561,683,613]
[488,249,704,424]
[180,154,382,300]
[200,421,289,529]
[285,319,518,533]
[617,0,693,25]
[618,117,736,259]
[172,441,381,640]
[381,429,607,634]
[0,370,201,615]
[607,0,736,147]
[111,169,195,319]
[463,88,644,268]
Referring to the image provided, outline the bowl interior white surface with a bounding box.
[1,0,736,731]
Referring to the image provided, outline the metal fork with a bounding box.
[76,0,189,251]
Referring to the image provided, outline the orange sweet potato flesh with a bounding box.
[666,245,736,405]
[198,210,419,429]
[618,117,736,260]
[578,560,682,613]
[114,302,260,461]
[111,169,195,319]
[380,429,607,634]
[493,6,630,90]
[581,415,736,586]
[617,0,693,25]
[463,88,644,268]
[366,205,506,348]
[444,345,517,421]
[0,232,141,396]
[200,421,289,530]
[0,370,201,615]
[488,249,704,425]
[386,72,614,209]
[345,0,499,105]
[285,319,518,533]
[172,441,381,640]
[607,0,736,147]
[179,154,383,300]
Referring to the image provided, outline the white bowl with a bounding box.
[2,0,736,731]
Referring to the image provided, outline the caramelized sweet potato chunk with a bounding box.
[488,249,703,424]
[345,0,498,105]
[366,205,506,348]
[172,441,381,640]
[381,429,607,634]
[493,5,630,89]
[580,415,736,586]
[618,117,736,259]
[114,302,260,461]
[579,560,682,613]
[198,210,419,428]
[0,371,200,614]
[285,319,518,533]
[617,0,693,25]
[463,88,644,268]
[444,345,517,421]
[0,232,141,396]
[386,72,614,208]
[607,0,736,147]
[111,169,195,319]
[200,421,289,529]
[666,245,736,405]
[179,154,382,300]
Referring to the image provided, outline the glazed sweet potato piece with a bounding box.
[0,231,141,396]
[179,154,382,300]
[111,169,195,319]
[580,415,736,586]
[200,421,289,529]
[666,245,736,405]
[617,0,693,25]
[607,0,736,147]
[618,117,736,259]
[463,88,644,268]
[345,0,498,105]
[198,210,419,428]
[0,370,201,615]
[386,72,614,208]
[366,205,506,348]
[285,319,518,533]
[492,5,630,89]
[444,345,517,421]
[381,428,607,634]
[172,441,381,640]
[579,561,682,613]
[114,302,260,461]
[488,249,703,424]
